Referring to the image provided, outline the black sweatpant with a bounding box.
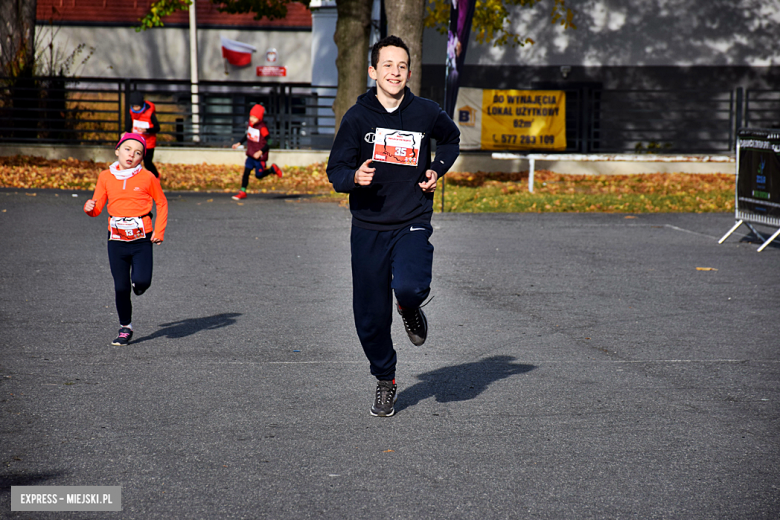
[350,222,434,381]
[107,237,153,326]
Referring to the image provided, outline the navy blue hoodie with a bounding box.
[327,87,460,230]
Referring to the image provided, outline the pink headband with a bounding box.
[116,133,147,157]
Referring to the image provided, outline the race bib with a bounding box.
[372,128,423,167]
[109,217,146,242]
[132,120,150,133]
[247,126,260,142]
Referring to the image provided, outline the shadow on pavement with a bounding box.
[396,355,536,413]
[0,471,67,495]
[131,312,242,344]
[739,232,780,250]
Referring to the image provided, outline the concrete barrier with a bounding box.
[0,144,737,176]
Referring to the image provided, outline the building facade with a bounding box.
[36,0,313,82]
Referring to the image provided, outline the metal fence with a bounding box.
[0,77,337,149]
[742,89,780,130]
[0,76,776,153]
[580,88,738,153]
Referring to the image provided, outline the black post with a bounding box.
[580,87,590,153]
[735,87,744,138]
[123,78,132,140]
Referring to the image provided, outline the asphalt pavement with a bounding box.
[1,188,779,519]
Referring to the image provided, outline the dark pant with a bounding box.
[350,223,434,381]
[107,237,153,326]
[241,157,273,188]
[144,148,159,178]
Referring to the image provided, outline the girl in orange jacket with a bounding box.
[84,133,168,346]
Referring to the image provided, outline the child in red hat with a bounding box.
[231,103,282,200]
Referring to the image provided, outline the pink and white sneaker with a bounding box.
[111,327,133,346]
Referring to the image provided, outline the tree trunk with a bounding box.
[384,0,425,96]
[333,0,373,134]
[0,0,37,74]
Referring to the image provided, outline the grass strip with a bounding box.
[438,171,734,213]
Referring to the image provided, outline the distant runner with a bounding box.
[231,103,283,200]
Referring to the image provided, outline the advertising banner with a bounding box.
[454,87,566,151]
[736,128,780,219]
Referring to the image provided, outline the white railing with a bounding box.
[492,153,735,193]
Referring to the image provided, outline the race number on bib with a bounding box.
[372,128,423,167]
[247,126,260,142]
[110,217,146,242]
[132,120,150,134]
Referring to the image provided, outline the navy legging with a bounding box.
[107,237,153,326]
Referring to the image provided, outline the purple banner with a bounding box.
[444,0,477,117]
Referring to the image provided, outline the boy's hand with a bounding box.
[419,170,438,192]
[84,199,96,213]
[232,143,240,149]
[151,234,163,244]
[252,150,262,159]
[354,159,375,186]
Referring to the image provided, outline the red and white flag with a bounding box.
[221,37,257,67]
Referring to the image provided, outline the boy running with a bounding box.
[326,35,460,417]
[231,104,282,200]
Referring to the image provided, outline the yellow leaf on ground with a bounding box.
[696,267,718,271]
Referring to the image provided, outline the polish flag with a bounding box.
[221,37,257,67]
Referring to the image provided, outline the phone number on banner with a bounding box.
[493,134,557,146]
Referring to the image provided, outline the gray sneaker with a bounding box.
[370,380,397,417]
[397,304,428,346]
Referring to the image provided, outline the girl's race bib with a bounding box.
[109,217,146,241]
[247,126,260,142]
[372,128,423,167]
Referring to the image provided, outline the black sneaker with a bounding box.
[111,327,133,346]
[370,380,397,417]
[397,304,428,346]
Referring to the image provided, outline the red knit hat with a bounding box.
[249,104,265,121]
[116,133,147,157]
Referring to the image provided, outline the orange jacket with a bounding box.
[85,168,168,241]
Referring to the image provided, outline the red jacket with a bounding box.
[130,102,158,149]
[244,121,270,161]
